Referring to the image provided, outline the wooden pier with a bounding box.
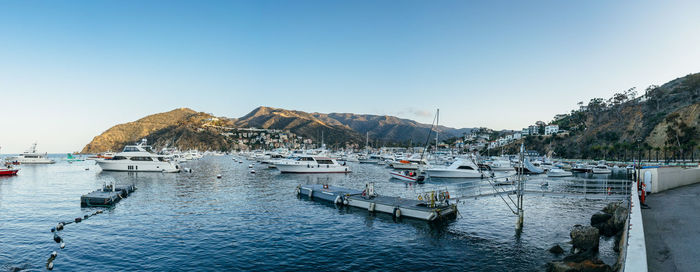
[296,184,457,221]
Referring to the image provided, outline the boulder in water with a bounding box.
[549,244,564,254]
[570,225,599,252]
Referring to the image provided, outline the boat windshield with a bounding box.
[123,146,140,152]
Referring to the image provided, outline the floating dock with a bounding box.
[296,184,457,221]
[80,184,136,207]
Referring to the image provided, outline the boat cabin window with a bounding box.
[457,166,474,170]
[123,146,140,152]
[24,155,38,158]
[130,157,154,161]
[298,157,315,162]
[316,159,333,164]
[112,156,127,160]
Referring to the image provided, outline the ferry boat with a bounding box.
[6,143,55,164]
[275,156,351,173]
[95,140,180,173]
[424,159,482,178]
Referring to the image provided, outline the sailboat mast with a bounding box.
[435,108,439,152]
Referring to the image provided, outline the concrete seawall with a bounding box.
[621,179,647,272]
[641,165,700,193]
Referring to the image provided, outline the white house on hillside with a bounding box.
[545,125,559,135]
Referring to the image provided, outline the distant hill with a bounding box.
[81,108,207,153]
[504,72,700,160]
[81,106,473,153]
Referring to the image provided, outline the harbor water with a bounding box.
[0,155,628,271]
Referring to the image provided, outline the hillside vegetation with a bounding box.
[505,73,700,160]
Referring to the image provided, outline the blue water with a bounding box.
[0,156,625,271]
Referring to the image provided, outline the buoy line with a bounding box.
[46,209,105,270]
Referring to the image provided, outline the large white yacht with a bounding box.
[95,140,180,173]
[275,155,351,173]
[424,159,482,178]
[7,143,55,164]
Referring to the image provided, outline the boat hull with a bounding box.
[425,169,482,178]
[389,171,424,182]
[276,164,351,173]
[96,160,180,173]
[0,169,19,176]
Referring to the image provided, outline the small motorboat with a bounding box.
[547,168,572,177]
[591,164,612,174]
[0,167,19,176]
[389,170,425,183]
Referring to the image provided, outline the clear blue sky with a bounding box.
[1,0,699,153]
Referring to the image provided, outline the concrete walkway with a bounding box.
[642,182,700,272]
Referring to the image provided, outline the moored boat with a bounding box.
[547,168,573,177]
[275,155,351,173]
[425,159,482,178]
[389,170,425,183]
[95,140,180,173]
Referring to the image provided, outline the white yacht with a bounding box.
[275,156,351,173]
[95,140,180,173]
[547,168,573,177]
[7,143,55,164]
[488,159,513,171]
[424,159,481,178]
[591,164,612,174]
[390,158,430,170]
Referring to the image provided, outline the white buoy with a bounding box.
[47,261,54,270]
[216,174,222,179]
[334,195,342,205]
[60,242,65,249]
[248,164,253,168]
[394,208,401,218]
[250,169,256,174]
[51,251,57,258]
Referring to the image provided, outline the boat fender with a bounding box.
[427,212,437,221]
[60,242,65,249]
[47,261,54,270]
[393,207,401,218]
[51,251,57,258]
[308,189,313,199]
[334,195,342,205]
[74,217,81,223]
[343,196,349,206]
[53,233,62,243]
[57,223,64,231]
[368,202,375,212]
